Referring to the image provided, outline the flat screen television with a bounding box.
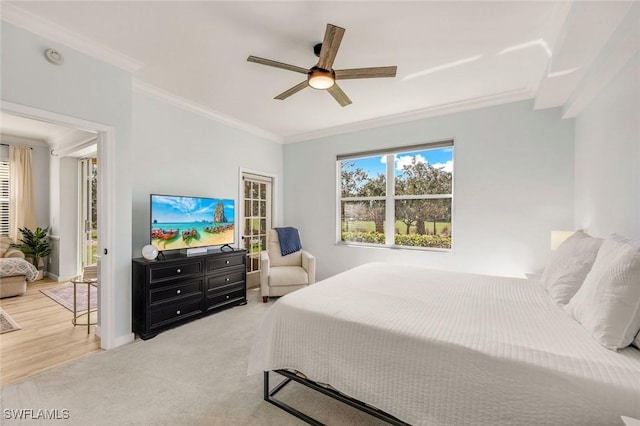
[150,194,235,252]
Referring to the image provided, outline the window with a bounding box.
[0,146,9,237]
[338,141,453,250]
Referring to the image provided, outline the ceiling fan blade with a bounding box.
[274,81,309,100]
[317,24,345,70]
[247,56,308,74]
[327,83,352,107]
[335,66,397,80]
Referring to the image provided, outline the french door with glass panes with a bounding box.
[79,157,98,269]
[242,173,272,288]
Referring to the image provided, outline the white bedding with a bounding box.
[248,262,640,425]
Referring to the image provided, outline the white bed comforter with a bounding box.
[248,262,640,425]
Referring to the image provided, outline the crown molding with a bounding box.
[1,3,143,72]
[562,3,640,119]
[283,88,533,144]
[132,80,282,143]
[528,1,575,97]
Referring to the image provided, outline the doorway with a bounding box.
[0,111,106,384]
[241,172,273,288]
[1,101,116,350]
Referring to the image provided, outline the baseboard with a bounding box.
[114,332,135,348]
[45,272,60,281]
[47,273,77,282]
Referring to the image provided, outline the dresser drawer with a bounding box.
[149,299,203,329]
[206,254,244,272]
[207,285,245,310]
[149,260,203,283]
[149,279,203,306]
[206,269,244,291]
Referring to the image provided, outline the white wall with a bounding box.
[48,156,79,280]
[32,145,50,228]
[574,53,640,239]
[130,92,284,256]
[48,156,60,277]
[283,100,575,280]
[1,22,133,344]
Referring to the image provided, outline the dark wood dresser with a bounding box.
[132,249,247,340]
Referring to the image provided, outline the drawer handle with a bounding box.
[225,295,230,300]
[176,289,181,294]
[176,310,181,315]
[225,260,230,264]
[176,269,181,274]
[225,278,230,282]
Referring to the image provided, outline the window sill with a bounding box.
[335,241,453,253]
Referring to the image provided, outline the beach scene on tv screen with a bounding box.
[151,195,234,250]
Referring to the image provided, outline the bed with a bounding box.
[248,262,640,425]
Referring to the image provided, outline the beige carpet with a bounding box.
[0,289,388,425]
[0,308,20,334]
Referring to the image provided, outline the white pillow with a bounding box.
[540,230,603,305]
[564,234,640,351]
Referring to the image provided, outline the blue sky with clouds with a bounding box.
[345,147,453,177]
[151,195,234,223]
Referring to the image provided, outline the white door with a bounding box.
[241,173,272,288]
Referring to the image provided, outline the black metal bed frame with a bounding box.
[263,370,411,425]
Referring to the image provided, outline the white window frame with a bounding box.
[336,140,454,251]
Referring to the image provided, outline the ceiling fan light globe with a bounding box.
[309,75,334,89]
[308,67,335,89]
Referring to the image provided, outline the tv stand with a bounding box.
[132,249,247,340]
[220,244,234,252]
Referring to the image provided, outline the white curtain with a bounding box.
[9,146,36,241]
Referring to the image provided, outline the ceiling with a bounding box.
[1,1,636,143]
[1,112,76,144]
[0,111,96,156]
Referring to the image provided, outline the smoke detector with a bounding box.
[44,48,64,65]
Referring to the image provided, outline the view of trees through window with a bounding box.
[339,143,453,249]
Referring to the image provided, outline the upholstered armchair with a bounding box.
[260,229,315,303]
[0,237,29,298]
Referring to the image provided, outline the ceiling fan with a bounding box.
[247,23,397,107]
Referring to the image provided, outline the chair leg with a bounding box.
[262,296,268,303]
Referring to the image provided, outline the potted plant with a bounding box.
[15,227,51,280]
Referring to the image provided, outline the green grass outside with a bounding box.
[342,220,451,235]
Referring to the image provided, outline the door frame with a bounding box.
[1,100,117,350]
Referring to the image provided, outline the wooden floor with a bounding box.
[0,277,102,386]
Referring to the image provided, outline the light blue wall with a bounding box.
[2,21,285,346]
[283,100,575,279]
[575,53,639,239]
[1,22,133,342]
[131,91,283,255]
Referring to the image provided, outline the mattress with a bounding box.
[248,262,640,425]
